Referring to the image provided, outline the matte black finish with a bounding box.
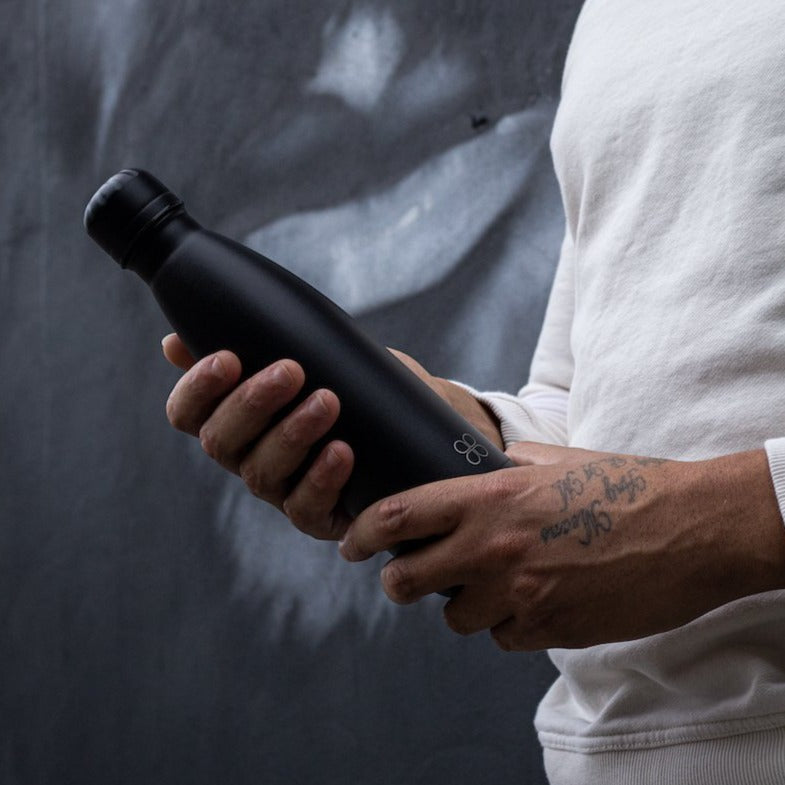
[85,169,513,518]
[83,169,183,266]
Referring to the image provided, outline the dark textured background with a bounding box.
[1,2,583,783]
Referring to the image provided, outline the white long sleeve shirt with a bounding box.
[476,2,785,782]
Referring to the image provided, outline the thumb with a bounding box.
[162,333,197,371]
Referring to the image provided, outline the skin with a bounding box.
[162,333,785,651]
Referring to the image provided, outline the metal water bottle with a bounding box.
[84,169,512,519]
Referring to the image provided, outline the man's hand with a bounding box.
[163,333,354,540]
[339,442,785,650]
[161,334,503,539]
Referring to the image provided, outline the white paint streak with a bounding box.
[392,48,476,121]
[93,0,140,161]
[244,108,552,314]
[307,7,405,113]
[397,204,421,230]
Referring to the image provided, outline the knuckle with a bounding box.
[503,577,555,649]
[477,472,512,505]
[484,531,517,566]
[238,378,267,411]
[443,606,472,637]
[305,466,330,493]
[238,458,274,499]
[278,420,307,452]
[377,496,409,541]
[284,500,315,534]
[295,518,334,541]
[198,425,221,461]
[382,561,416,604]
[190,363,218,398]
[510,578,548,626]
[490,627,516,652]
[283,498,335,540]
[165,394,183,429]
[166,397,197,435]
[510,573,551,618]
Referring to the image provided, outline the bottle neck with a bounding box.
[125,210,201,284]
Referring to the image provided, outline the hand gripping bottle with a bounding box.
[84,169,513,520]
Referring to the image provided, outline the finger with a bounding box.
[199,360,305,472]
[237,388,340,504]
[387,347,431,383]
[282,441,355,540]
[388,347,454,407]
[339,479,467,562]
[442,582,512,637]
[378,537,473,604]
[489,616,536,653]
[166,351,243,435]
[161,333,197,370]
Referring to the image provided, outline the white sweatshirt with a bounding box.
[476,2,785,782]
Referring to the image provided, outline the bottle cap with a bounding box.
[83,169,183,266]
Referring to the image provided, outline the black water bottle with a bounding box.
[84,169,512,520]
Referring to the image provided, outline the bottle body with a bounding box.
[83,168,513,521]
[144,216,512,517]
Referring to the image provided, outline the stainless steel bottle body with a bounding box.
[85,170,512,519]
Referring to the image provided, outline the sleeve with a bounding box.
[764,438,785,528]
[462,230,576,449]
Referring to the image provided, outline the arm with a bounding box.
[339,441,785,650]
[337,229,785,649]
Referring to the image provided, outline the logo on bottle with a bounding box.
[453,433,489,466]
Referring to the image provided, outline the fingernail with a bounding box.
[338,538,353,561]
[269,362,294,390]
[324,445,342,468]
[211,355,227,379]
[161,333,174,347]
[307,391,328,416]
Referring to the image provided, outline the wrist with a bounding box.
[688,450,785,601]
[433,377,504,450]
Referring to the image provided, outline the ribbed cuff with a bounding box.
[450,382,538,449]
[543,725,785,785]
[764,438,785,528]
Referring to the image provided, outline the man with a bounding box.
[163,1,785,781]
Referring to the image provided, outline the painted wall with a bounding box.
[1,2,583,783]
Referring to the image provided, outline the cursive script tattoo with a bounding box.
[553,471,584,512]
[582,456,628,481]
[541,500,613,546]
[543,454,670,548]
[603,469,646,504]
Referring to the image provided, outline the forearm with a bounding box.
[685,449,785,605]
[341,442,785,651]
[430,377,505,451]
[387,348,504,450]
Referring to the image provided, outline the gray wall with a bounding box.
[1,2,582,783]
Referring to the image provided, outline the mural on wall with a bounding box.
[1,2,583,784]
